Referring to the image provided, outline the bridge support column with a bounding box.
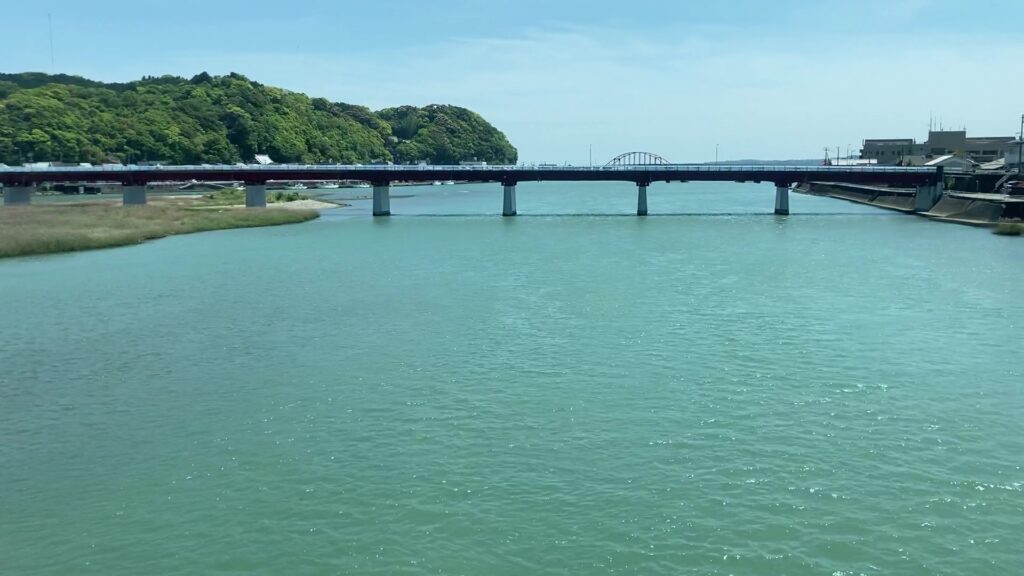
[3,186,33,206]
[373,184,391,216]
[503,184,517,217]
[774,185,790,215]
[246,184,267,208]
[122,185,147,206]
[637,184,649,216]
[914,182,943,213]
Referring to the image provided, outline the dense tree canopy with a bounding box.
[0,72,518,166]
[378,105,518,165]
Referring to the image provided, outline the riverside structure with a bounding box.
[0,163,944,216]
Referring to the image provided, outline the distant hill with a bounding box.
[708,159,824,166]
[0,72,518,166]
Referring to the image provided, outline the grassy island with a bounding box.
[0,201,318,259]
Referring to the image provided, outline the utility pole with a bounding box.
[589,144,592,168]
[1018,114,1023,175]
[48,12,55,72]
[715,143,719,164]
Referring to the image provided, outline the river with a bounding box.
[2,182,1022,575]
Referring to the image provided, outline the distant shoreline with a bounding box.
[796,182,1024,231]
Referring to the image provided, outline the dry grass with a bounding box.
[0,203,319,258]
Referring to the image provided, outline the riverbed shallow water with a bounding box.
[2,182,1022,575]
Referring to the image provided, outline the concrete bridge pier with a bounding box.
[122,185,147,205]
[246,184,267,208]
[774,184,790,215]
[502,183,517,217]
[914,182,944,213]
[637,183,649,216]
[914,167,945,213]
[373,183,391,216]
[3,186,33,206]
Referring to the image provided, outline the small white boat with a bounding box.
[432,181,442,186]
[353,183,371,189]
[317,182,340,189]
[443,180,456,185]
[286,183,308,191]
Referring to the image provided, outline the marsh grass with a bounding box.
[203,188,308,206]
[0,203,319,258]
[994,221,1024,236]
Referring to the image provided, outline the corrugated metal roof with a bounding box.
[924,155,976,167]
[924,155,956,166]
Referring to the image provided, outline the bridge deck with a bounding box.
[0,164,941,187]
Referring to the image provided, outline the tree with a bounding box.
[0,72,517,166]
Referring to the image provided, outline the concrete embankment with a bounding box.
[923,195,1008,227]
[799,182,1021,227]
[798,183,917,212]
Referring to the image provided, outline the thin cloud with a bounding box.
[95,23,1024,162]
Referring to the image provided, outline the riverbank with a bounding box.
[797,182,917,213]
[0,204,319,259]
[798,182,1024,233]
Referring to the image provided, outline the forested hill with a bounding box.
[0,72,518,166]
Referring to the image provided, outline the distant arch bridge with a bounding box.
[606,152,672,166]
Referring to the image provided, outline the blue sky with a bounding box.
[3,0,1023,163]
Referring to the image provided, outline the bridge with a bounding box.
[0,162,944,216]
[606,151,672,166]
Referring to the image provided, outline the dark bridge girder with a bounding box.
[0,165,943,188]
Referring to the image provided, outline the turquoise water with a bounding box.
[2,183,1022,575]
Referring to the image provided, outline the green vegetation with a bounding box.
[994,221,1024,236]
[379,105,518,165]
[202,188,308,206]
[0,203,318,258]
[0,72,517,166]
[270,190,306,203]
